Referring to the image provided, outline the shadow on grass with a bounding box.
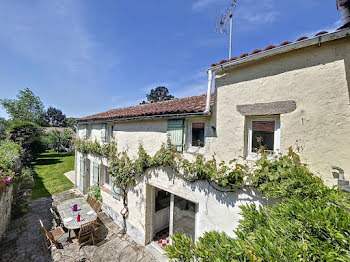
[32,170,51,199]
[33,158,63,166]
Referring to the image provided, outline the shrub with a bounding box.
[164,232,194,262]
[0,140,22,171]
[166,151,350,261]
[88,185,102,201]
[7,121,45,162]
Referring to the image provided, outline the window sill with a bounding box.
[100,185,111,194]
[186,146,205,155]
[246,153,278,161]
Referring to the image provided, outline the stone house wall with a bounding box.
[0,184,14,241]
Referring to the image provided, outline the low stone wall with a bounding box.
[0,184,14,241]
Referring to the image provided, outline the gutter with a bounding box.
[208,28,350,73]
[77,111,211,125]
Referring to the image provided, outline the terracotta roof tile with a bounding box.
[210,28,344,67]
[78,94,214,122]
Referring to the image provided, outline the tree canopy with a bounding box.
[45,106,67,127]
[140,86,175,104]
[0,88,46,125]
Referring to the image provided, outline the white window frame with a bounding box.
[187,121,206,154]
[103,166,112,190]
[246,116,280,161]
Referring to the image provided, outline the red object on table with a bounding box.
[77,213,81,222]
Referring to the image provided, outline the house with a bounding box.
[75,8,350,253]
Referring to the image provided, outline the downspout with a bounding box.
[204,69,213,113]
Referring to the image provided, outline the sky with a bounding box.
[0,0,342,118]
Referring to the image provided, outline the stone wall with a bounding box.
[0,184,14,241]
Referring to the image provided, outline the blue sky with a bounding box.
[0,0,342,118]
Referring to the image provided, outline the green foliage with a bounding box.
[88,185,102,201]
[0,117,9,140]
[164,232,194,262]
[0,140,22,171]
[46,128,73,152]
[73,139,118,159]
[166,151,350,262]
[44,106,67,127]
[140,86,175,104]
[66,117,77,129]
[0,88,46,125]
[7,121,45,162]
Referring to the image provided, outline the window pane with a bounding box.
[252,121,275,153]
[192,123,205,147]
[155,188,170,212]
[173,195,196,241]
[105,167,110,185]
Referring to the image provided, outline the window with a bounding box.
[191,123,205,147]
[247,117,280,160]
[103,166,111,189]
[101,123,107,142]
[110,125,114,140]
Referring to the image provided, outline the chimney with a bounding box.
[337,0,350,25]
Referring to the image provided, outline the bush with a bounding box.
[164,232,194,262]
[166,151,350,262]
[0,140,22,171]
[88,185,102,201]
[46,129,73,152]
[7,121,45,162]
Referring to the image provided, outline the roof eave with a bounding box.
[208,28,350,73]
[77,111,211,125]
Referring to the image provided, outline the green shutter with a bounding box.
[112,183,121,200]
[168,119,184,152]
[93,162,100,185]
[101,123,106,142]
[79,157,85,192]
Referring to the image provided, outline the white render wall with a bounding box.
[99,166,266,245]
[210,37,350,186]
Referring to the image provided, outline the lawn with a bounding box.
[32,151,75,199]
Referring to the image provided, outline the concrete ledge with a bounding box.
[237,100,296,116]
[64,170,75,184]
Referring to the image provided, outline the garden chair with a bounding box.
[39,219,64,253]
[89,196,96,208]
[93,200,102,214]
[86,194,92,204]
[50,208,62,227]
[76,220,95,250]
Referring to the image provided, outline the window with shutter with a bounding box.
[101,123,107,142]
[167,119,184,152]
[93,162,100,185]
[79,157,85,192]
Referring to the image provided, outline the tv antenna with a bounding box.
[216,0,238,59]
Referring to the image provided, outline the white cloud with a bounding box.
[192,0,225,11]
[299,20,343,38]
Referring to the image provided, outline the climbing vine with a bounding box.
[73,138,248,232]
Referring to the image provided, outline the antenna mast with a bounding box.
[216,0,238,59]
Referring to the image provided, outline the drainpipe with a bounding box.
[337,0,350,25]
[204,69,213,113]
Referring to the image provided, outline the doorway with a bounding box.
[150,186,197,249]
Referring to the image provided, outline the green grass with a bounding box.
[32,151,74,199]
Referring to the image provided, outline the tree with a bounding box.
[7,121,45,162]
[66,117,77,130]
[140,86,175,104]
[45,106,67,127]
[0,88,46,125]
[47,129,73,152]
[0,117,9,141]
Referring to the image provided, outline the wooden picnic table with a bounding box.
[56,197,97,238]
